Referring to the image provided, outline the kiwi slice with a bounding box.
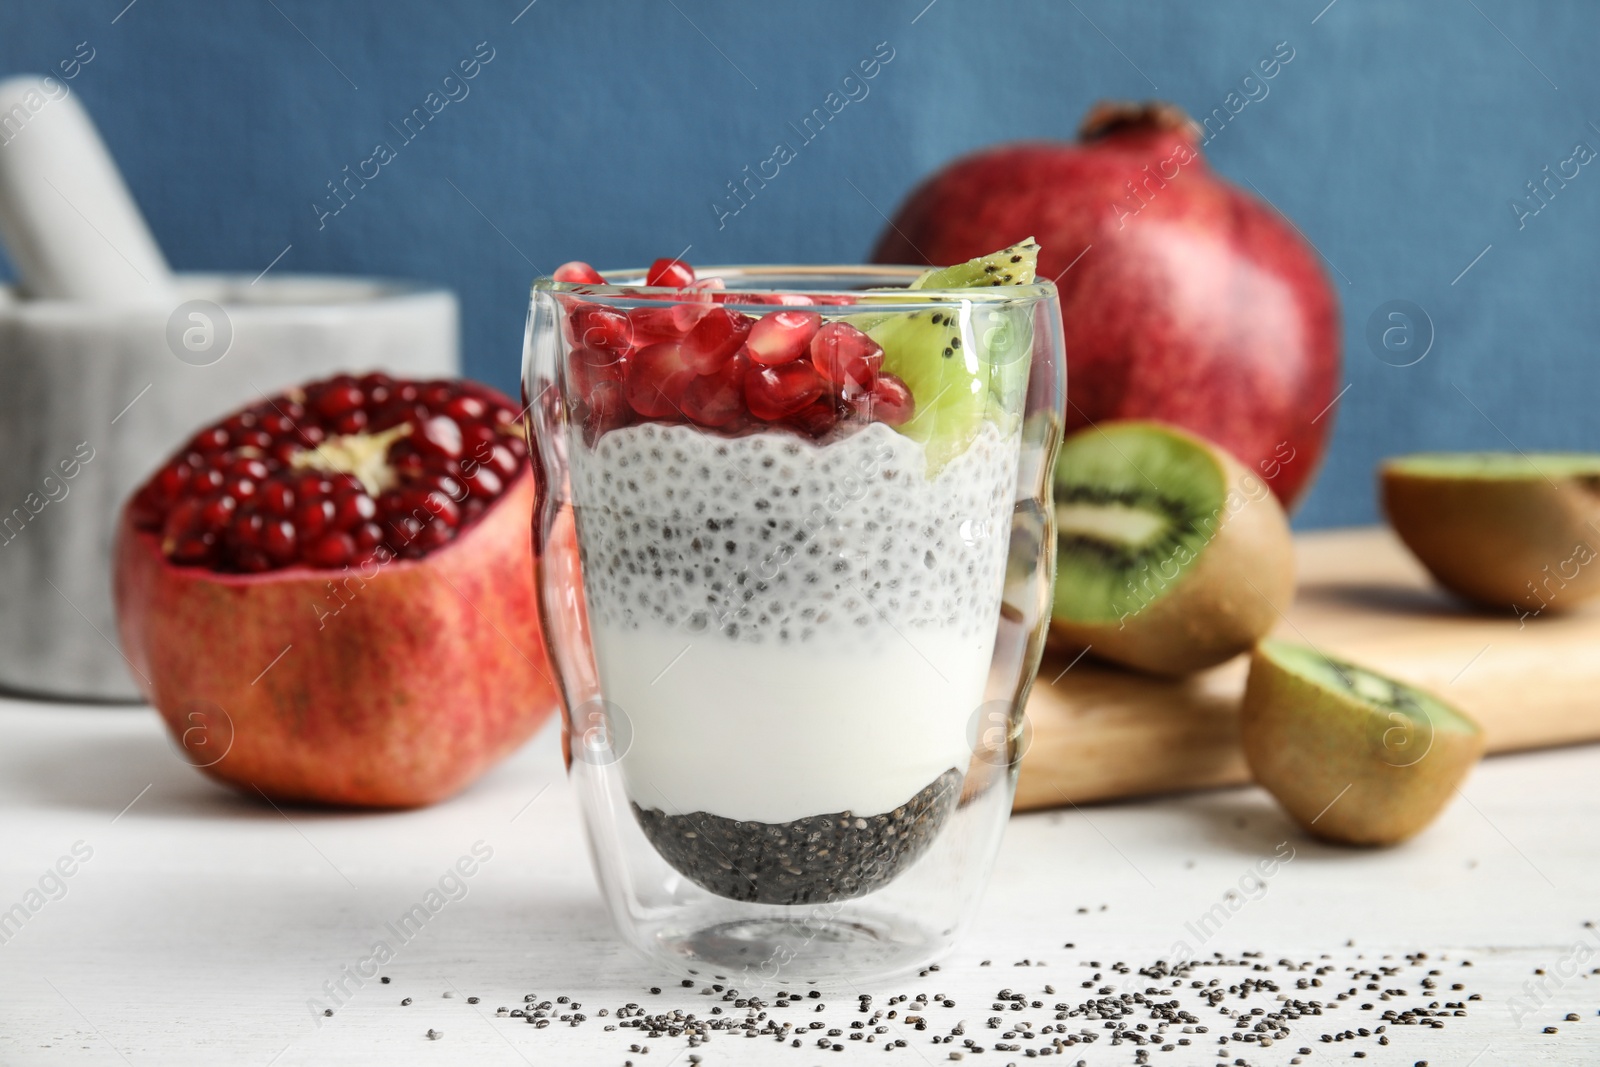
[1049,421,1293,676]
[909,237,1040,289]
[868,240,1040,471]
[1241,640,1485,846]
[1381,452,1600,612]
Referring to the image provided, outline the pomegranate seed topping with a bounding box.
[625,342,697,419]
[787,396,842,438]
[628,305,686,346]
[682,308,754,373]
[570,304,633,354]
[810,321,884,389]
[553,261,606,285]
[746,311,822,366]
[646,257,695,288]
[305,531,356,568]
[568,347,627,396]
[863,373,916,427]
[745,360,826,421]
[681,352,750,428]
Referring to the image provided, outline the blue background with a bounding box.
[2,1,1596,528]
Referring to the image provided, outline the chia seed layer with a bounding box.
[568,421,1020,647]
[632,769,962,905]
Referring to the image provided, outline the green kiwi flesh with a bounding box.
[1241,640,1485,847]
[867,241,1039,472]
[1048,421,1293,676]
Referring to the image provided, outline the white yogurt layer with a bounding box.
[570,421,1021,823]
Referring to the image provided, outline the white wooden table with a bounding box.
[1,696,1595,1066]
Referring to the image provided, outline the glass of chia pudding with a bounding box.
[524,245,1064,984]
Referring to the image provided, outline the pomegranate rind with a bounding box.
[114,468,557,809]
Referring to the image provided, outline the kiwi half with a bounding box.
[1241,640,1485,846]
[1382,452,1600,612]
[1049,421,1293,676]
[868,240,1040,471]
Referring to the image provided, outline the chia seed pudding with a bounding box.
[568,420,1020,904]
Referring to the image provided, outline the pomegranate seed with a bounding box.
[231,427,274,451]
[625,342,697,419]
[395,382,420,403]
[461,498,487,524]
[424,472,466,503]
[153,463,191,501]
[788,396,841,438]
[226,457,271,481]
[333,491,377,528]
[354,522,385,551]
[296,425,326,448]
[864,373,916,427]
[682,308,753,373]
[503,433,528,458]
[314,383,364,420]
[371,401,428,432]
[628,305,687,345]
[746,311,822,366]
[445,395,488,423]
[745,360,825,421]
[189,468,225,495]
[262,519,297,563]
[579,381,632,443]
[234,547,273,573]
[571,304,633,354]
[461,465,503,500]
[189,426,230,453]
[646,257,694,288]
[229,511,265,549]
[554,261,606,284]
[407,489,461,528]
[569,347,628,398]
[359,371,394,393]
[484,443,520,480]
[163,498,207,540]
[200,494,237,529]
[305,531,357,568]
[224,477,258,501]
[681,352,750,428]
[295,474,335,499]
[169,534,216,565]
[810,321,884,389]
[260,482,294,515]
[294,499,336,540]
[331,409,367,435]
[414,415,464,459]
[420,382,454,408]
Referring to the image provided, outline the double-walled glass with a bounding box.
[524,266,1065,985]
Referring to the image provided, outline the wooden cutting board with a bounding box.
[1015,525,1600,810]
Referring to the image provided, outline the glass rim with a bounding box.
[531,263,1058,307]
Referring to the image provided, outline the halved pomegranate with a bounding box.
[114,373,558,808]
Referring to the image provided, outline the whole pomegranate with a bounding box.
[871,100,1340,506]
[114,373,558,808]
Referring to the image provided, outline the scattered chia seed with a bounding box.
[400,998,412,1006]
[425,1029,441,1040]
[380,976,390,984]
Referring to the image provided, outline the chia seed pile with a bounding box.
[360,943,1570,1064]
[631,769,962,905]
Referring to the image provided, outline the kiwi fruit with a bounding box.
[1048,420,1293,676]
[1241,640,1486,846]
[1381,452,1600,613]
[868,240,1040,471]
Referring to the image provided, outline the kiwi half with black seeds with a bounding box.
[1241,640,1485,846]
[1048,420,1293,676]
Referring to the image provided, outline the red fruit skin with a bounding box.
[113,470,557,809]
[869,104,1339,506]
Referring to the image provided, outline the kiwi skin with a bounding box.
[1050,427,1295,677]
[1381,454,1600,612]
[1240,641,1486,847]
